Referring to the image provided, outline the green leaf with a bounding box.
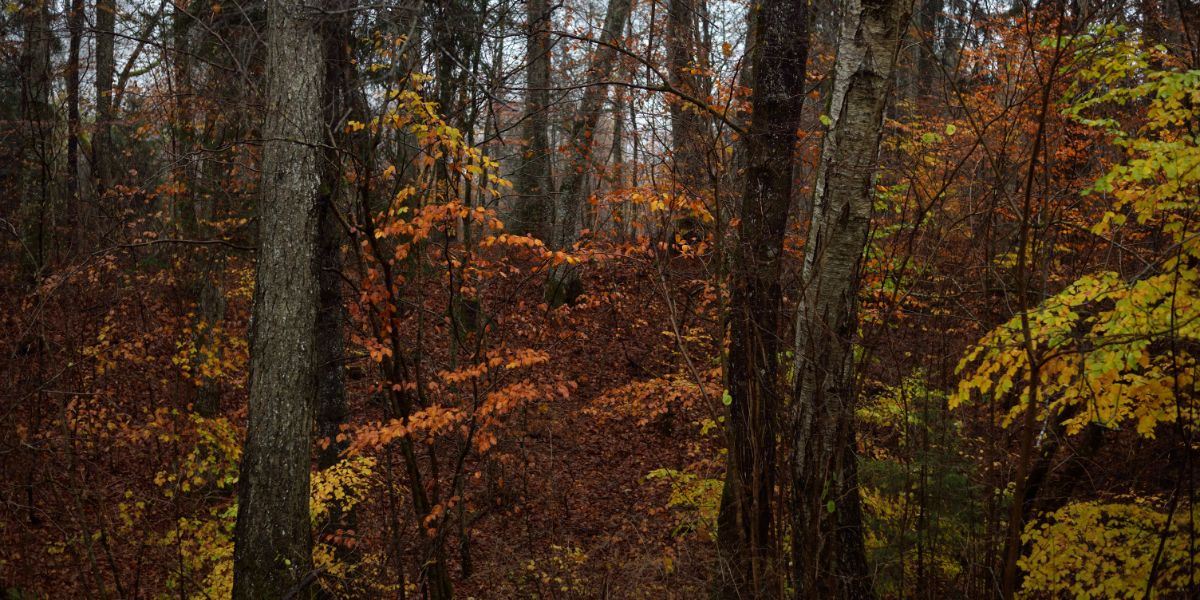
[721,389,733,406]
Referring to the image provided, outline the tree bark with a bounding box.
[95,0,116,193]
[231,0,325,594]
[513,0,554,241]
[313,0,357,587]
[545,0,633,305]
[316,0,358,476]
[16,0,54,275]
[714,0,808,597]
[789,0,911,596]
[667,0,710,191]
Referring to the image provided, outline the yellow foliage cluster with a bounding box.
[148,417,383,598]
[645,468,723,540]
[1020,499,1199,598]
[171,318,249,388]
[517,545,591,596]
[953,268,1198,438]
[310,456,378,526]
[953,42,1200,441]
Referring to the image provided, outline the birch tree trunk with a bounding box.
[714,0,808,596]
[789,0,911,595]
[231,0,324,594]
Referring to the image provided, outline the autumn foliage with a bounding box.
[1,0,1197,598]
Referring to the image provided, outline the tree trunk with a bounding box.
[667,0,710,192]
[316,0,357,476]
[513,0,554,241]
[545,0,633,305]
[231,0,325,594]
[16,0,54,276]
[167,0,226,419]
[314,0,357,586]
[914,0,942,101]
[66,0,84,249]
[789,0,911,596]
[95,0,116,193]
[1142,0,1189,63]
[314,158,350,587]
[714,0,808,597]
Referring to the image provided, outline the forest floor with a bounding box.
[455,258,721,598]
[0,247,726,598]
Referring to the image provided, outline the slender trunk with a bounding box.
[314,0,357,586]
[193,156,230,417]
[1143,0,1189,64]
[231,0,325,594]
[667,0,709,191]
[999,7,1065,593]
[95,0,116,193]
[16,0,54,276]
[66,0,84,248]
[789,0,911,596]
[192,274,227,416]
[168,0,226,418]
[914,0,941,101]
[605,86,626,236]
[556,0,638,246]
[429,0,482,128]
[316,0,356,476]
[513,0,553,240]
[545,0,633,305]
[714,0,808,597]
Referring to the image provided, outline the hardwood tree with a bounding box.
[513,0,554,241]
[12,0,54,276]
[715,0,808,596]
[230,0,325,594]
[316,0,359,475]
[94,0,116,193]
[546,0,633,304]
[666,0,709,192]
[314,0,362,585]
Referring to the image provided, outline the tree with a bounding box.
[513,0,554,241]
[314,0,361,584]
[954,40,1200,598]
[666,0,710,191]
[714,0,808,595]
[790,0,913,595]
[12,0,54,276]
[94,0,116,193]
[316,0,358,474]
[230,0,325,594]
[546,0,633,304]
[5,0,1198,597]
